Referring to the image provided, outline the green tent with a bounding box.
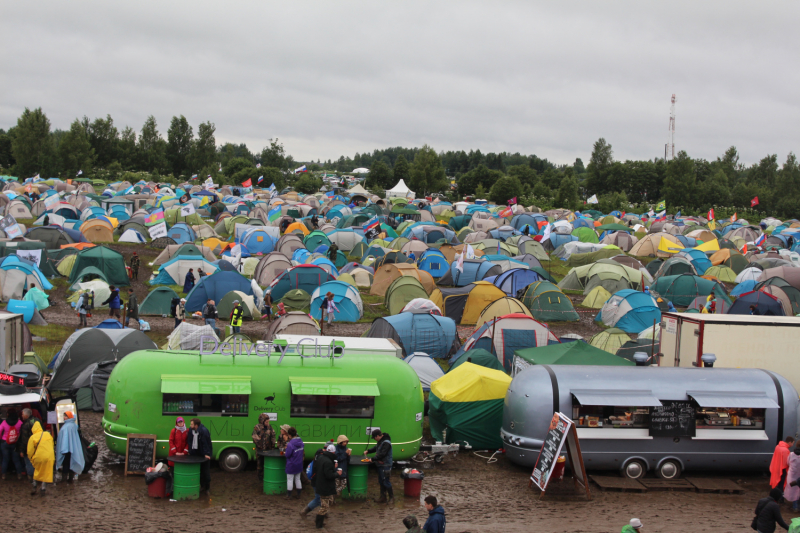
[429,362,511,450]
[304,230,331,251]
[589,328,631,354]
[521,281,579,322]
[652,273,731,307]
[139,286,180,316]
[596,223,633,233]
[280,289,311,310]
[68,246,130,287]
[583,286,612,308]
[384,276,429,315]
[514,342,634,367]
[449,348,504,373]
[565,247,620,267]
[571,226,599,243]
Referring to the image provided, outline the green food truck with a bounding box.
[102,344,424,472]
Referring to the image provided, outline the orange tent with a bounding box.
[61,242,96,250]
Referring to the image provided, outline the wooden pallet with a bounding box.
[639,478,696,491]
[589,475,648,492]
[685,477,745,494]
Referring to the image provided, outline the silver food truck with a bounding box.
[501,365,799,479]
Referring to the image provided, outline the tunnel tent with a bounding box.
[520,281,579,322]
[68,245,130,287]
[651,273,731,307]
[261,311,320,341]
[429,362,511,450]
[474,296,532,328]
[437,259,502,287]
[363,311,461,359]
[48,328,158,391]
[279,288,311,310]
[138,286,180,316]
[429,281,507,325]
[310,280,363,322]
[269,264,338,301]
[218,290,260,320]
[448,348,505,373]
[184,270,253,312]
[404,353,445,392]
[595,289,662,333]
[589,327,631,354]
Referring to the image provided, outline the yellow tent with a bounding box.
[695,239,720,252]
[474,297,532,328]
[56,254,77,277]
[657,236,684,255]
[430,362,511,402]
[583,286,612,308]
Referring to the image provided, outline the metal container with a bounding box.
[172,463,200,500]
[263,455,285,495]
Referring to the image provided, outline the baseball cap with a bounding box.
[326,444,336,453]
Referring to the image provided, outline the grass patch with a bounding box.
[28,323,78,364]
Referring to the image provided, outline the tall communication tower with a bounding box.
[666,94,676,160]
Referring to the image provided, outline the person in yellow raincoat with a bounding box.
[27,421,54,496]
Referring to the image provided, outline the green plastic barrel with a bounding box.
[173,463,200,501]
[345,464,368,500]
[263,455,285,495]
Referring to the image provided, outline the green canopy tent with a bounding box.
[448,348,505,373]
[514,341,634,367]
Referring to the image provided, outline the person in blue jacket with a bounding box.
[423,495,446,533]
[102,285,122,322]
[56,411,85,483]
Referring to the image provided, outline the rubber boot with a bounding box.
[286,490,293,499]
[374,488,387,504]
[299,506,312,518]
[386,487,395,505]
[30,481,37,496]
[293,488,301,499]
[315,514,325,529]
[67,471,74,484]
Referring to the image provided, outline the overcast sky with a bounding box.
[2,2,798,167]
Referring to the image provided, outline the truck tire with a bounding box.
[621,459,646,479]
[219,448,247,473]
[656,459,682,480]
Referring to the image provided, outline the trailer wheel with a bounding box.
[621,459,646,479]
[656,459,682,480]
[219,448,247,473]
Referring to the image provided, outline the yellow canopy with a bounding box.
[430,362,511,403]
[657,236,684,255]
[695,239,720,252]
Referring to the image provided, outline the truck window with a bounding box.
[291,394,375,418]
[162,393,249,417]
[572,403,651,428]
[695,408,765,429]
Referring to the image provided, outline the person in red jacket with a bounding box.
[770,436,795,489]
[168,417,189,467]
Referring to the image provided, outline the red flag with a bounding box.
[751,196,759,207]
[242,178,252,188]
[707,208,714,221]
[731,212,738,222]
[508,197,517,205]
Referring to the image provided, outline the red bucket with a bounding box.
[148,476,167,498]
[404,477,423,498]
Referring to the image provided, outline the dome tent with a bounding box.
[68,246,130,287]
[437,259,502,287]
[589,328,630,354]
[430,281,507,325]
[651,273,731,307]
[429,362,511,450]
[184,270,253,312]
[261,312,320,341]
[385,276,429,316]
[583,285,612,308]
[218,290,260,320]
[595,289,661,333]
[269,264,337,300]
[310,281,364,322]
[279,288,311,310]
[404,353,445,392]
[139,286,180,315]
[474,296,532,328]
[364,311,461,359]
[520,281,579,322]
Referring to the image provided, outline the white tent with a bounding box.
[118,228,147,243]
[347,183,370,196]
[385,179,415,199]
[404,353,445,392]
[351,168,370,174]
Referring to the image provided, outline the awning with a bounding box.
[289,377,380,397]
[161,375,251,395]
[688,391,780,409]
[571,389,662,407]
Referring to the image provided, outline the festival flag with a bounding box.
[751,196,759,207]
[499,206,513,218]
[754,233,766,247]
[257,175,264,184]
[675,210,681,218]
[268,204,282,222]
[256,163,261,169]
[242,178,252,188]
[295,165,307,174]
[191,174,198,180]
[76,170,83,176]
[731,212,738,222]
[647,209,655,218]
[708,219,716,230]
[587,194,599,204]
[707,208,714,221]
[144,208,165,226]
[541,223,552,243]
[508,197,517,205]
[364,216,381,240]
[465,244,475,259]
[741,243,748,253]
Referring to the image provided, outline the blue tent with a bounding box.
[309,256,339,276]
[488,227,515,240]
[731,280,757,297]
[728,290,785,316]
[167,222,196,244]
[364,312,460,359]
[595,289,661,333]
[678,249,712,275]
[440,259,500,287]
[510,213,546,233]
[487,268,545,296]
[241,228,275,255]
[150,255,219,285]
[549,233,579,251]
[0,255,53,290]
[572,218,594,230]
[184,270,253,312]
[309,281,362,322]
[418,249,449,278]
[94,319,125,329]
[269,264,337,300]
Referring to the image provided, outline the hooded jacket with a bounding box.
[102,289,121,310]
[284,436,305,475]
[770,441,791,488]
[56,417,86,474]
[314,450,339,497]
[252,414,276,451]
[423,506,446,533]
[127,293,138,319]
[754,489,790,533]
[27,421,54,483]
[169,422,189,466]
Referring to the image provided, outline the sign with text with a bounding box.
[0,215,22,239]
[125,434,157,476]
[531,412,572,491]
[180,203,196,216]
[148,221,168,240]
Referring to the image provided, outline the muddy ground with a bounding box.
[0,411,785,533]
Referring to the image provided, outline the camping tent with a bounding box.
[310,281,364,322]
[269,264,337,300]
[364,311,460,358]
[370,263,435,296]
[166,322,219,350]
[728,290,785,316]
[513,342,633,375]
[429,281,507,325]
[429,363,511,450]
[151,255,218,285]
[448,348,505,373]
[589,328,630,354]
[595,289,661,333]
[384,276,429,316]
[218,290,260,320]
[652,273,730,307]
[261,312,320,341]
[474,296,532,328]
[184,270,253,312]
[139,286,180,315]
[404,353,445,392]
[436,259,502,287]
[68,246,130,287]
[520,281,579,322]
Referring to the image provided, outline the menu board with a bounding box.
[649,400,696,437]
[530,412,572,491]
[125,434,157,476]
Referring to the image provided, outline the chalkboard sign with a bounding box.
[649,401,695,437]
[531,412,571,491]
[125,434,157,476]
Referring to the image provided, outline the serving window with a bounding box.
[571,403,651,429]
[291,395,375,418]
[162,393,249,417]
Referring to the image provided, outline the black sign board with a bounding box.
[529,412,591,500]
[0,372,27,395]
[125,434,157,476]
[649,400,696,437]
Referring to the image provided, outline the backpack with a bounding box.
[306,459,315,480]
[170,297,181,318]
[6,425,19,444]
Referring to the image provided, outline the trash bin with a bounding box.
[147,476,167,498]
[401,469,425,498]
[551,455,566,481]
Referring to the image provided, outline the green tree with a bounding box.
[189,121,217,171]
[88,115,119,167]
[775,153,800,218]
[260,138,289,170]
[700,169,731,208]
[260,167,285,191]
[586,138,614,195]
[11,107,57,178]
[533,182,552,199]
[0,129,14,170]
[474,183,487,200]
[367,160,392,189]
[231,166,259,187]
[138,116,168,173]
[489,176,522,205]
[556,175,580,210]
[224,157,254,178]
[458,164,504,196]
[662,150,696,209]
[166,115,193,177]
[118,126,137,169]
[574,158,586,174]
[507,164,538,187]
[393,154,410,185]
[294,174,322,194]
[58,119,96,178]
[409,145,448,195]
